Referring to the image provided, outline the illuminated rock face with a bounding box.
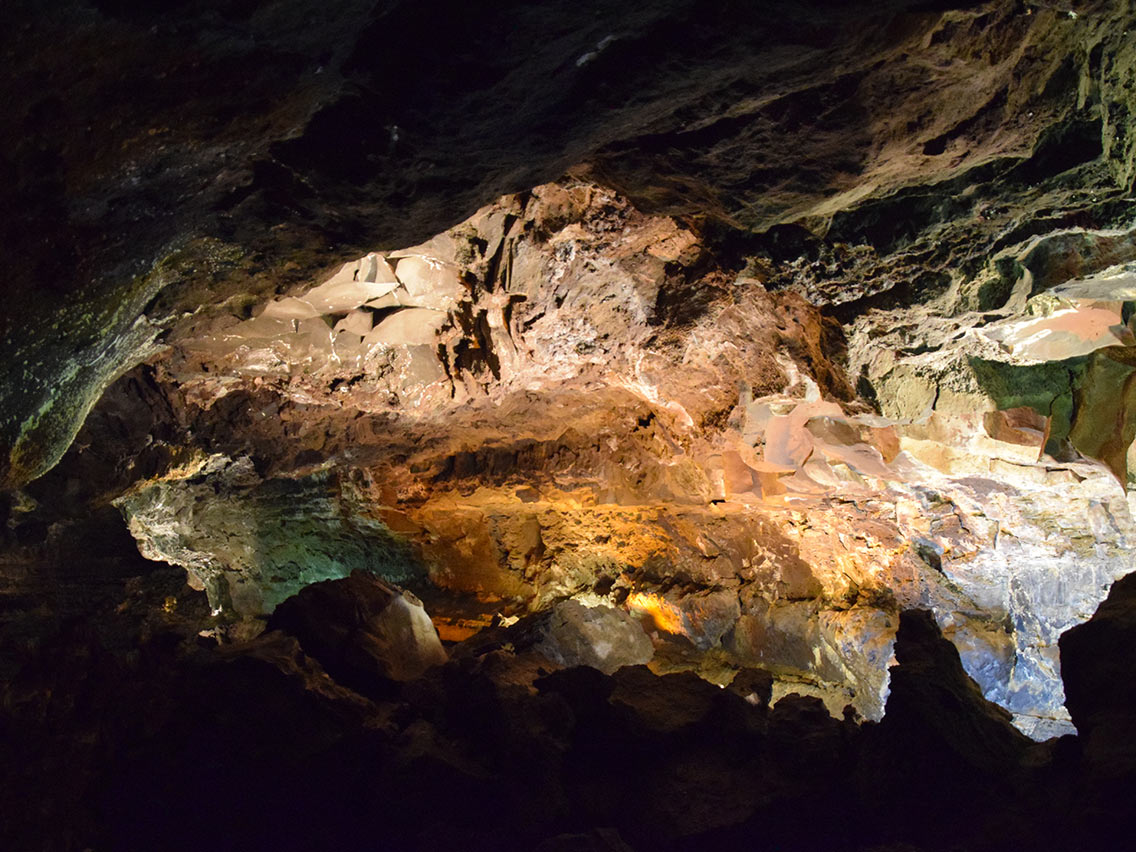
[7,4,1136,847]
[7,0,1136,497]
[4,0,1136,780]
[537,600,654,675]
[117,455,420,616]
[842,223,1136,734]
[96,182,1132,734]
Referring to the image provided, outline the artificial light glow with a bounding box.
[627,591,684,635]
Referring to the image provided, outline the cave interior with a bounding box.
[3,1,1136,850]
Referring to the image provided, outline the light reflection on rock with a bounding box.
[110,184,1136,738]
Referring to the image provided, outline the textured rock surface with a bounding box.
[98,184,901,718]
[74,180,1124,732]
[115,454,420,616]
[6,0,1136,491]
[0,167,1122,732]
[267,571,447,686]
[536,599,654,675]
[5,2,1136,847]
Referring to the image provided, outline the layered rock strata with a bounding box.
[90,182,1134,733]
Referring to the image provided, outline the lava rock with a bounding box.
[880,609,1030,771]
[536,599,654,675]
[1060,570,1136,778]
[267,571,447,693]
[859,609,1032,844]
[726,667,775,708]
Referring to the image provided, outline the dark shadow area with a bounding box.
[2,569,1133,851]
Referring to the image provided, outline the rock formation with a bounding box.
[3,1,1136,849]
[82,180,1129,733]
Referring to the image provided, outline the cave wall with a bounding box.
[6,0,1136,489]
[5,2,1136,849]
[1,0,1136,813]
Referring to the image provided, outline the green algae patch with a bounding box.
[1069,348,1136,485]
[969,348,1136,484]
[2,262,170,490]
[116,457,424,617]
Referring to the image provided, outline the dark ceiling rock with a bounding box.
[5,0,1136,488]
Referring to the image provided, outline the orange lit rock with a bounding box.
[103,181,1136,736]
[627,591,685,635]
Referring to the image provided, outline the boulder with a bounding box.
[268,572,447,692]
[536,600,653,675]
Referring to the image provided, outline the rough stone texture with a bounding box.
[839,213,1136,731]
[5,2,1136,846]
[114,454,420,616]
[0,170,1117,731]
[6,0,1136,491]
[536,600,654,675]
[267,571,447,688]
[134,184,903,718]
[66,180,1122,731]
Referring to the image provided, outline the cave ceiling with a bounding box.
[6,0,1136,487]
[4,2,1136,847]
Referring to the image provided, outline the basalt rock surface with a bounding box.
[5,1,1136,849]
[57,178,1125,734]
[1060,570,1136,783]
[6,0,1136,490]
[267,571,447,688]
